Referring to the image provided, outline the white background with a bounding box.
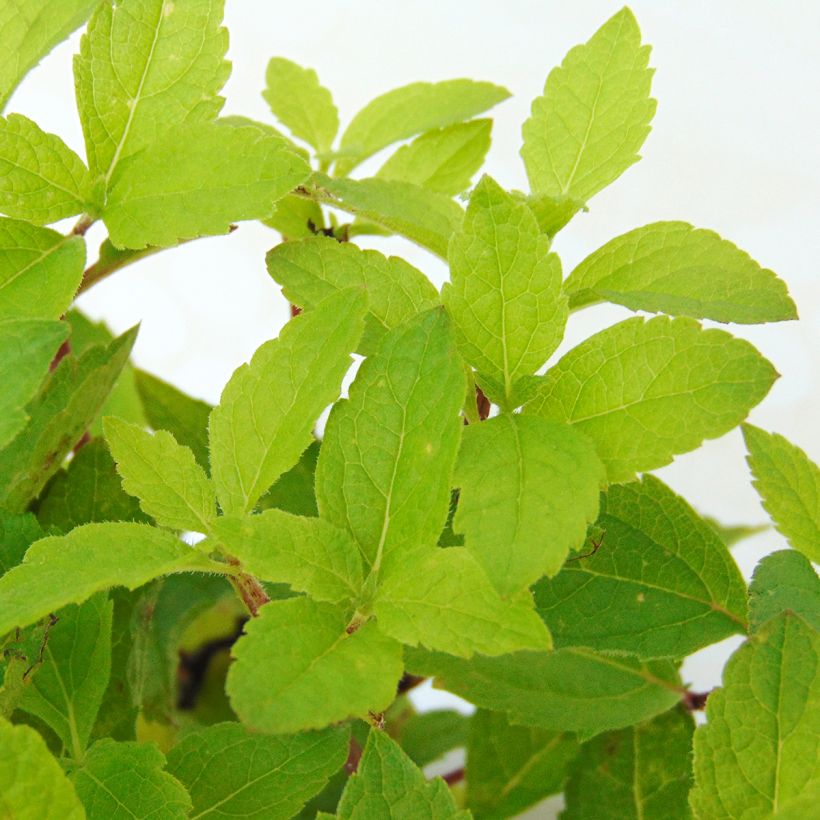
[9,2,819,815]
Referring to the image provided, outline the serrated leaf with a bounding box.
[0,114,95,223]
[526,316,778,482]
[166,722,349,819]
[264,193,325,239]
[565,221,797,323]
[267,236,439,355]
[374,546,551,657]
[521,7,655,203]
[534,475,748,659]
[75,0,230,183]
[466,710,579,819]
[316,309,464,574]
[376,119,491,195]
[563,706,694,820]
[749,550,820,633]
[406,647,682,736]
[705,516,768,547]
[335,78,509,176]
[0,522,218,635]
[0,718,84,819]
[264,57,339,153]
[0,512,43,575]
[454,414,604,596]
[73,739,190,819]
[104,417,216,533]
[104,122,310,249]
[210,288,365,516]
[259,439,320,517]
[522,191,583,237]
[227,597,403,734]
[336,729,463,819]
[19,594,112,756]
[400,710,469,767]
[212,509,363,604]
[690,613,820,819]
[743,424,820,562]
[0,219,85,319]
[443,176,566,407]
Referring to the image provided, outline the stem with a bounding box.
[397,674,426,695]
[442,768,464,786]
[71,214,95,236]
[226,558,270,617]
[682,689,711,711]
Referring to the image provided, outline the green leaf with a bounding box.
[264,57,339,153]
[104,417,216,533]
[258,439,320,517]
[263,193,325,240]
[563,706,694,820]
[521,7,655,203]
[316,309,465,574]
[0,219,85,319]
[705,517,768,547]
[104,122,310,249]
[0,717,84,819]
[374,546,551,657]
[0,512,43,575]
[0,522,218,635]
[336,729,463,819]
[212,509,363,604]
[466,710,579,819]
[166,721,349,819]
[376,119,491,195]
[335,78,509,176]
[534,475,748,659]
[227,597,403,734]
[0,325,138,512]
[210,289,365,516]
[748,550,820,633]
[75,0,230,183]
[406,647,682,736]
[400,710,469,767]
[0,318,68,449]
[19,594,112,757]
[690,613,820,819]
[135,369,211,470]
[521,191,583,237]
[564,222,797,323]
[73,739,191,819]
[267,236,439,356]
[526,316,778,482]
[743,424,820,562]
[454,414,604,596]
[443,176,566,408]
[0,0,98,111]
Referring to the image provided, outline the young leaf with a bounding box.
[0,522,218,635]
[264,57,339,153]
[406,647,681,736]
[521,7,655,203]
[104,122,311,249]
[316,308,465,574]
[210,288,365,516]
[19,594,112,757]
[75,0,230,183]
[522,191,584,237]
[0,718,85,819]
[443,176,567,408]
[526,316,778,482]
[212,509,364,604]
[690,613,820,819]
[467,710,579,819]
[335,729,464,819]
[534,476,748,660]
[226,597,403,734]
[0,219,85,319]
[373,547,551,657]
[104,417,216,533]
[335,78,509,176]
[743,424,820,562]
[73,739,191,819]
[563,706,694,820]
[564,222,797,323]
[0,114,95,223]
[454,414,604,596]
[400,710,469,767]
[267,236,439,355]
[264,192,326,239]
[375,119,492,195]
[166,722,349,819]
[705,517,768,547]
[748,550,820,633]
[0,512,43,575]
[259,439,320,517]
